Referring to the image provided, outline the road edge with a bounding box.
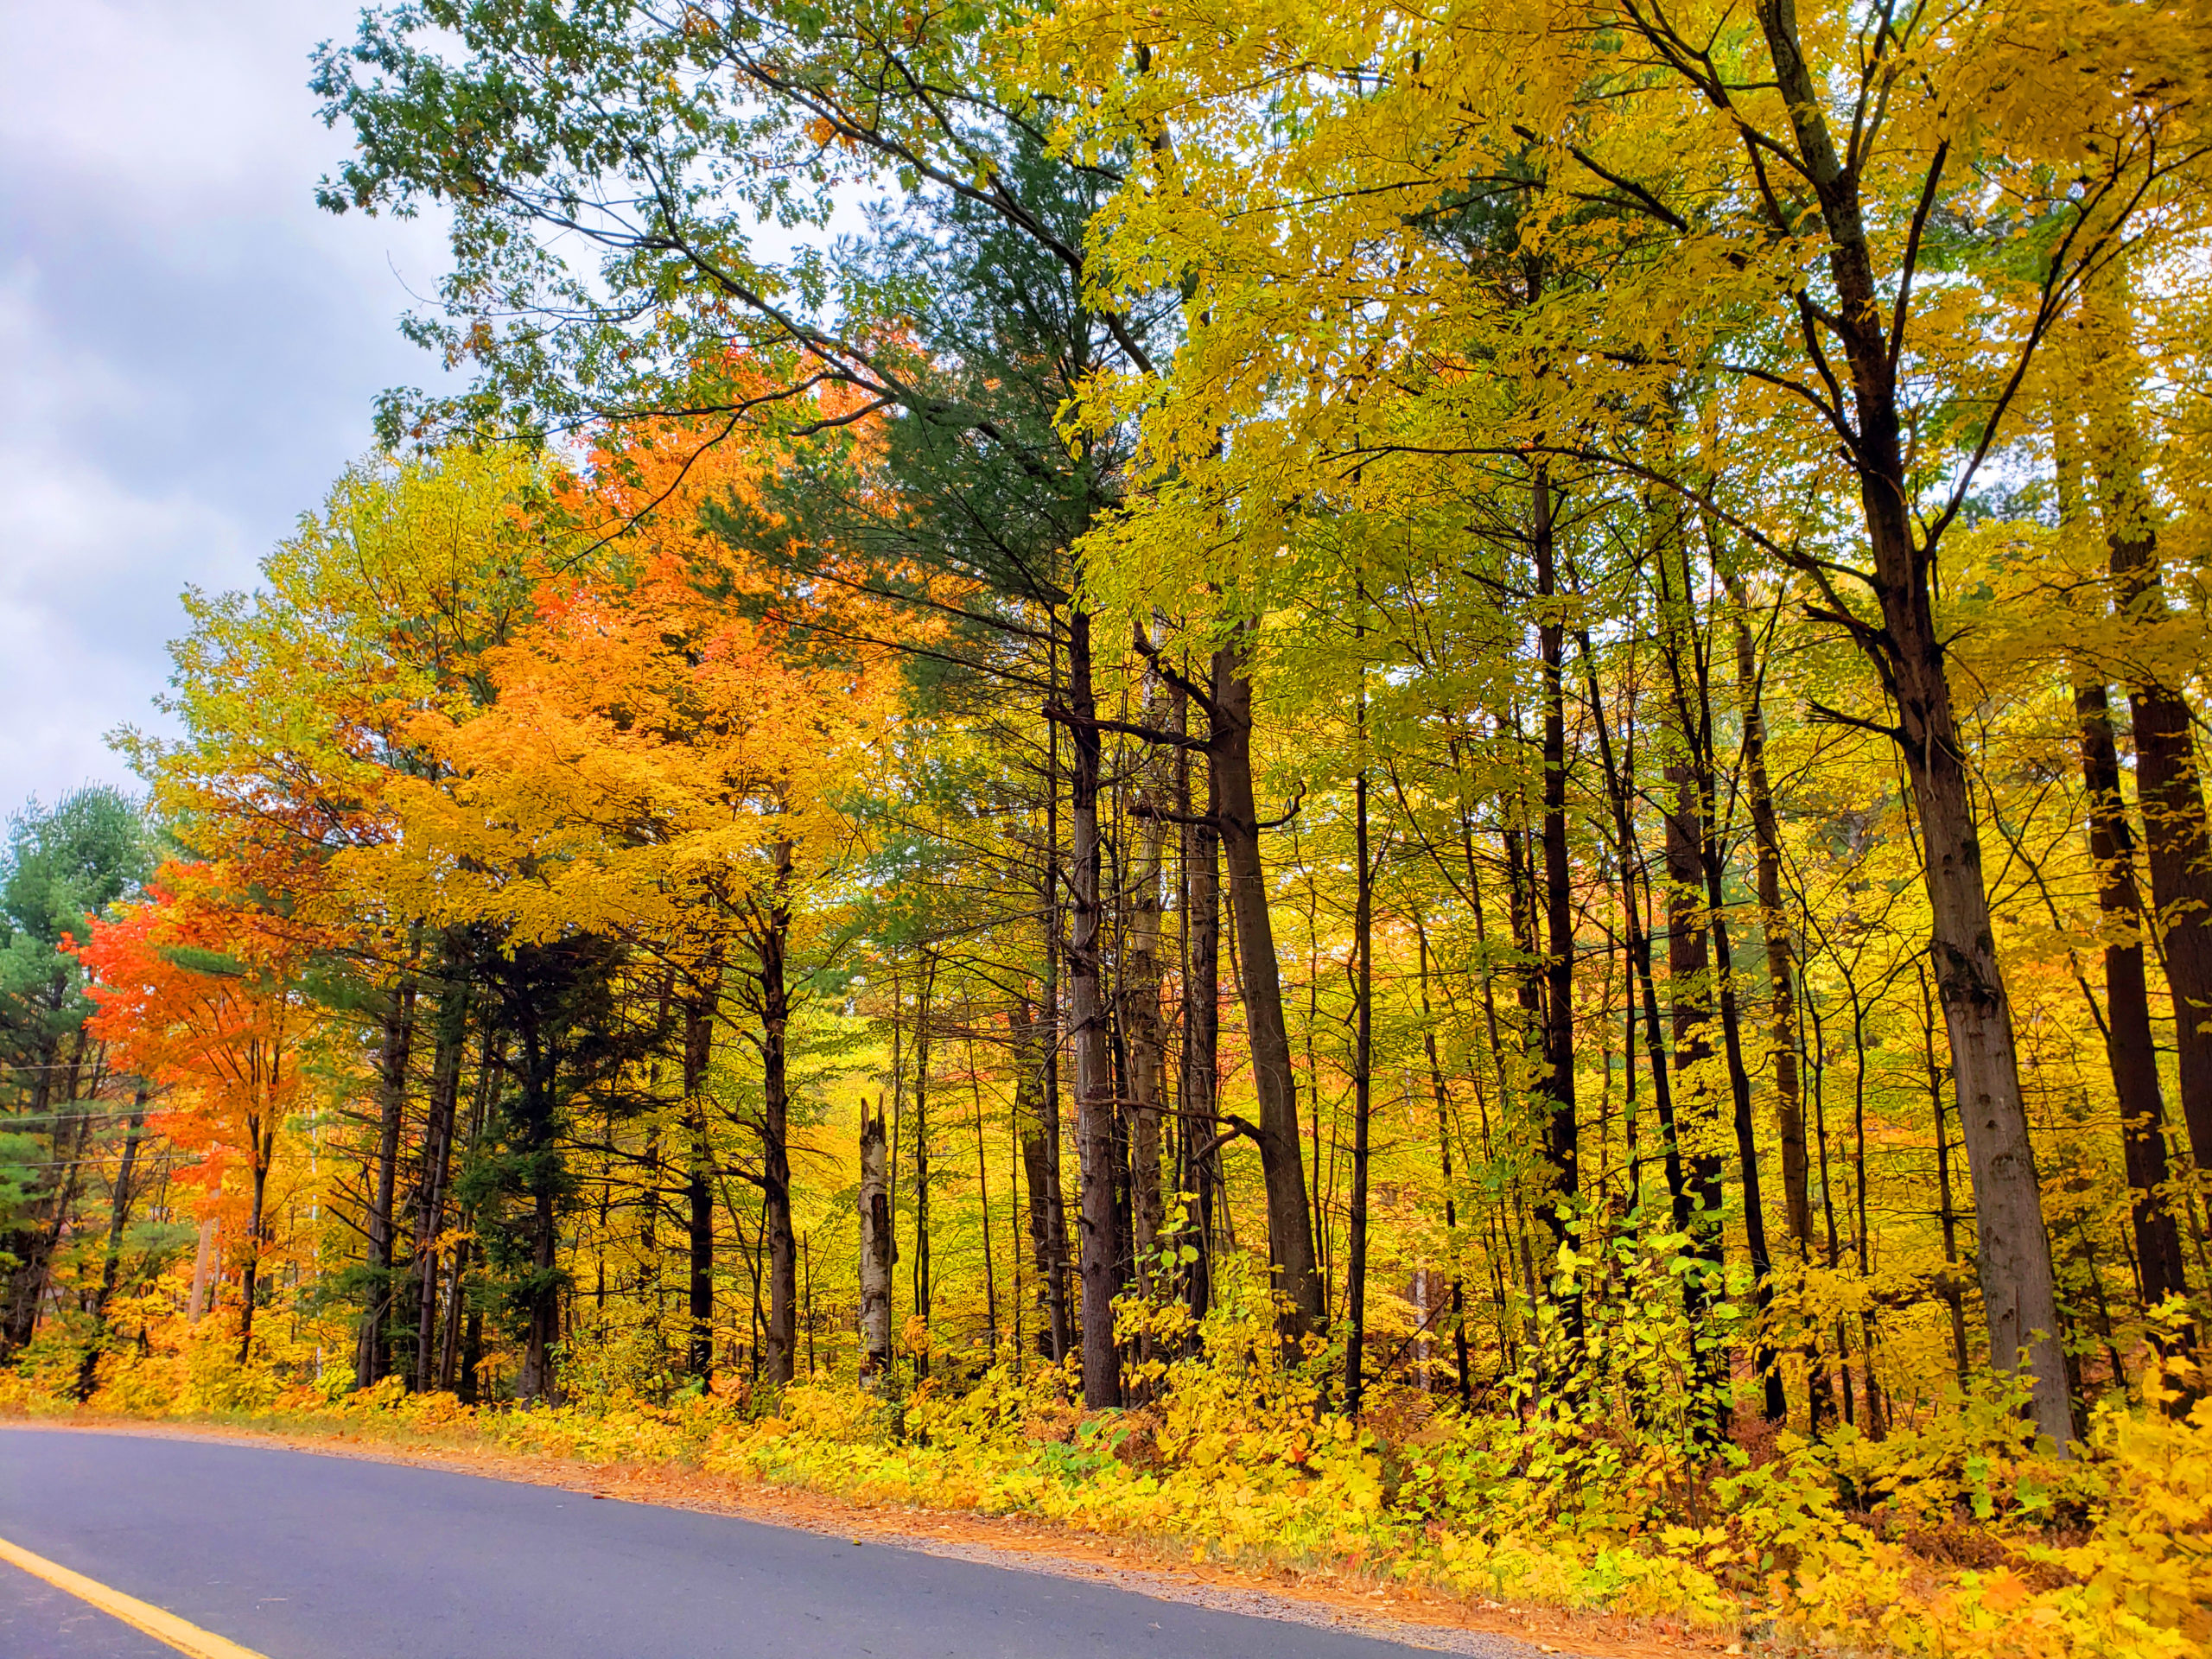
[0,1416,1722,1659]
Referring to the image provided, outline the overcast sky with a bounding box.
[0,0,455,816]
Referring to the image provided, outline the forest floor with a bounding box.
[4,1411,1748,1659]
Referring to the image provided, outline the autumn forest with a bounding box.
[4,1,2209,1652]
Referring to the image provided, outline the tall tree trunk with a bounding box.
[2091,424,2212,1177]
[1666,758,1729,1431]
[1344,700,1375,1413]
[1531,468,1581,1345]
[512,976,563,1407]
[1730,593,1813,1258]
[683,962,722,1385]
[1125,907,1168,1305]
[1125,681,1175,1303]
[1012,1001,1062,1358]
[753,841,800,1390]
[1,992,61,1355]
[86,1092,145,1327]
[412,969,469,1391]
[356,972,416,1390]
[1580,639,1699,1254]
[442,1027,499,1393]
[1066,609,1122,1406]
[1178,686,1221,1324]
[1660,526,1783,1421]
[747,844,800,1389]
[858,1096,893,1382]
[1211,635,1321,1339]
[1893,644,2068,1439]
[1729,587,1825,1421]
[1415,925,1471,1402]
[909,953,936,1382]
[238,1125,271,1366]
[2075,677,2193,1319]
[1706,887,1786,1421]
[1752,0,2070,1445]
[1039,637,1072,1363]
[76,1089,149,1398]
[965,1019,998,1349]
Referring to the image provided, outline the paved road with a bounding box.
[0,1430,1529,1658]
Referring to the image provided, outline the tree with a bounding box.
[77,866,309,1363]
[0,787,150,1356]
[1042,0,2206,1447]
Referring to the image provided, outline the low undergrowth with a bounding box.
[10,1278,2208,1659]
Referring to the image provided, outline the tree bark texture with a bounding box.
[1752,0,2072,1445]
[755,842,800,1388]
[1124,678,1175,1299]
[1178,691,1222,1324]
[356,976,415,1389]
[2075,677,2192,1314]
[2096,457,2212,1175]
[858,1097,893,1381]
[1209,636,1321,1339]
[1066,610,1122,1406]
[1532,469,1580,1342]
[683,966,721,1385]
[412,968,468,1391]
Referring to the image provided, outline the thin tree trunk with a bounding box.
[1532,469,1580,1343]
[356,973,416,1389]
[1067,610,1122,1405]
[2075,677,2193,1320]
[1659,524,1782,1422]
[1729,592,1813,1255]
[1416,926,1471,1402]
[1729,587,1826,1424]
[1666,757,1730,1431]
[1178,686,1221,1325]
[238,1129,270,1366]
[1705,864,1784,1421]
[412,969,468,1391]
[74,1089,147,1398]
[1579,638,1699,1259]
[1013,1001,1060,1358]
[910,952,936,1382]
[2092,427,2212,1178]
[511,967,563,1406]
[684,963,722,1385]
[1124,682,1174,1304]
[1039,632,1071,1362]
[1211,636,1321,1341]
[442,1027,499,1392]
[1752,0,2070,1444]
[965,1019,998,1348]
[756,840,799,1389]
[92,1089,149,1317]
[1344,710,1374,1414]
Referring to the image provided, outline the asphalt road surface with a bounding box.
[0,1429,1548,1658]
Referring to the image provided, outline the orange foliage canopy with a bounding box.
[363,410,906,947]
[74,864,309,1231]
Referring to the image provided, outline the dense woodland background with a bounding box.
[3,5,2210,1635]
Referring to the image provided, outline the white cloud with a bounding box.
[0,0,455,811]
[4,0,347,219]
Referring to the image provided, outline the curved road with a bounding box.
[0,1429,1554,1658]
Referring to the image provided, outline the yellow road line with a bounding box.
[0,1533,270,1659]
